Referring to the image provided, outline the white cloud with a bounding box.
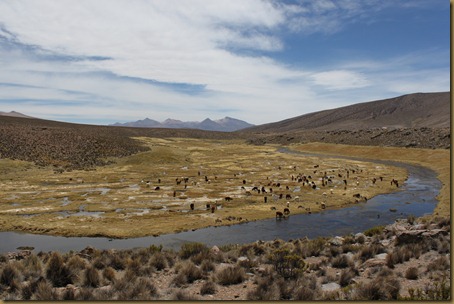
[0,0,449,125]
[311,70,370,90]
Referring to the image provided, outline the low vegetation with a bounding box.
[0,216,449,300]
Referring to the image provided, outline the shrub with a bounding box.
[216,265,246,285]
[200,280,217,295]
[269,248,306,279]
[45,252,75,287]
[405,267,418,280]
[179,242,209,259]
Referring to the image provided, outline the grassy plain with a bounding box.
[291,143,450,218]
[0,138,418,238]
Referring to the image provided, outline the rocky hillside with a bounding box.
[243,92,450,133]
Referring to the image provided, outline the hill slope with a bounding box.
[244,92,450,133]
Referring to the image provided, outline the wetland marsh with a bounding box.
[0,137,421,239]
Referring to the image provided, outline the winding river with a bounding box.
[0,149,441,253]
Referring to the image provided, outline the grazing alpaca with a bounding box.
[283,208,290,215]
[190,203,194,211]
[276,211,284,219]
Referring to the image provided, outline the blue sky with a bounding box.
[0,0,449,125]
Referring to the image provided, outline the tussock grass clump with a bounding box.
[83,266,100,288]
[45,252,75,287]
[179,242,209,259]
[339,268,356,287]
[172,261,203,287]
[247,271,281,300]
[405,277,450,300]
[66,255,86,273]
[32,280,58,300]
[102,266,116,283]
[331,254,353,269]
[405,267,418,280]
[170,289,200,300]
[216,265,246,286]
[200,280,217,295]
[426,256,450,272]
[0,263,20,289]
[364,225,385,237]
[108,254,127,271]
[117,277,158,300]
[292,275,319,300]
[357,244,384,262]
[350,276,400,300]
[23,254,43,278]
[149,252,168,270]
[200,259,215,273]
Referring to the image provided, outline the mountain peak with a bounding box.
[109,116,254,131]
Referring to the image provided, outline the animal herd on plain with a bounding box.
[139,161,399,224]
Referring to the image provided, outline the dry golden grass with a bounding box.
[0,138,415,238]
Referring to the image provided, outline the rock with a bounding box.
[361,258,386,268]
[321,282,341,292]
[375,253,388,260]
[238,256,249,262]
[210,245,220,255]
[329,236,344,246]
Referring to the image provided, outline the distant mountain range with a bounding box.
[0,111,34,119]
[110,116,254,132]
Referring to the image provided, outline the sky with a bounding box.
[0,0,449,125]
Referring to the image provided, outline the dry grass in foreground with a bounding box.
[0,216,449,300]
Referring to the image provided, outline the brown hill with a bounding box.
[243,92,450,133]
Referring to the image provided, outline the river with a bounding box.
[0,149,441,253]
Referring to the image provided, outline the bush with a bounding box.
[216,265,246,285]
[405,277,450,300]
[32,280,57,300]
[269,248,306,279]
[200,280,217,295]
